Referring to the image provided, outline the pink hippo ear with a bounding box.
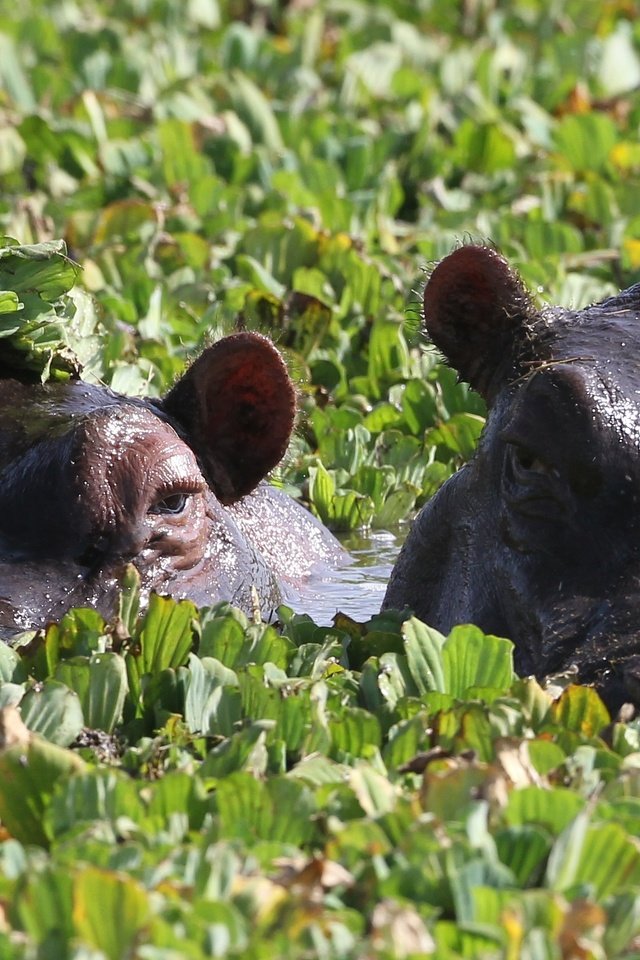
[162,332,296,505]
[423,245,536,401]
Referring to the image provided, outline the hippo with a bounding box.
[384,244,640,710]
[0,332,342,630]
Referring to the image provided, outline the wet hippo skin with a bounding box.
[384,245,640,710]
[0,332,342,629]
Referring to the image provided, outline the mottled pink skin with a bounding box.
[0,334,343,630]
[384,245,640,711]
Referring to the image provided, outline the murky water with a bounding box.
[288,527,407,625]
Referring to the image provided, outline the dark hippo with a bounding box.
[0,332,342,629]
[384,244,640,709]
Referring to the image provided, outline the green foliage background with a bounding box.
[3,0,640,527]
[1,0,640,956]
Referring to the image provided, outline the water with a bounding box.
[289,527,406,625]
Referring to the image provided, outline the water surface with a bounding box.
[290,527,406,625]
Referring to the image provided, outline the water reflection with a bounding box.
[289,527,406,625]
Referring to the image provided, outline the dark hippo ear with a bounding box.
[423,245,534,400]
[162,332,295,505]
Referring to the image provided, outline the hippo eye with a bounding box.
[514,446,544,473]
[149,493,189,515]
[148,475,203,517]
[509,443,558,479]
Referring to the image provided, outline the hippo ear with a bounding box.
[162,332,295,505]
[423,245,534,400]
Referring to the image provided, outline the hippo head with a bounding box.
[0,333,339,630]
[384,245,640,709]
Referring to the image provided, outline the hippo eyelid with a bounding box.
[148,478,204,516]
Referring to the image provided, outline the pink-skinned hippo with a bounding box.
[384,244,640,710]
[0,332,342,629]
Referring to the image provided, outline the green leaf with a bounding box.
[349,763,397,817]
[215,771,316,845]
[73,867,151,960]
[455,119,516,173]
[426,413,485,460]
[199,722,270,779]
[136,595,197,674]
[442,626,514,697]
[309,460,336,519]
[554,113,618,173]
[147,771,209,830]
[158,119,211,189]
[604,891,640,956]
[0,35,35,111]
[117,564,141,637]
[505,787,585,834]
[367,320,410,391]
[199,607,292,669]
[198,605,248,664]
[55,654,128,734]
[494,826,551,887]
[547,816,640,900]
[0,733,86,846]
[373,487,417,527]
[235,254,286,299]
[523,218,583,258]
[287,754,350,787]
[401,378,438,434]
[353,464,395,509]
[125,596,195,719]
[185,655,242,737]
[402,618,446,695]
[0,290,21,314]
[0,641,24,683]
[362,401,403,433]
[527,738,566,776]
[329,490,375,531]
[0,238,79,299]
[47,769,144,837]
[550,684,610,735]
[19,681,84,746]
[423,763,494,822]
[226,71,284,152]
[13,865,74,947]
[329,706,381,758]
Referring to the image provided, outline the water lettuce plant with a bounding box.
[2,587,640,958]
